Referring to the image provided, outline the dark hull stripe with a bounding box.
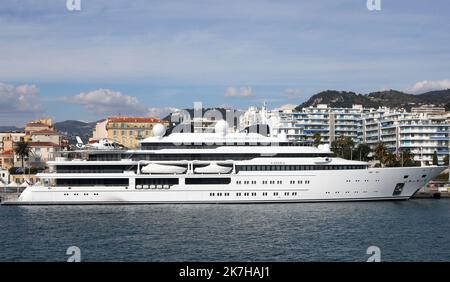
[2,196,410,205]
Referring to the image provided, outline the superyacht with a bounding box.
[4,121,445,204]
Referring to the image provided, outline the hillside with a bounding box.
[0,126,23,132]
[54,120,100,144]
[296,89,450,111]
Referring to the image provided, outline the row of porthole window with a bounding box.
[345,179,380,182]
[288,180,310,184]
[209,192,298,197]
[63,193,99,196]
[236,180,310,185]
[325,191,369,194]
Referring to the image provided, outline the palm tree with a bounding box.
[14,141,30,169]
[374,142,387,167]
[400,149,416,167]
[313,133,322,146]
[353,143,371,161]
[384,152,398,167]
[331,136,354,159]
[432,151,439,166]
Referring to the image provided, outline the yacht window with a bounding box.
[185,178,231,185]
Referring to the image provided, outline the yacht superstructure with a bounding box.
[5,122,445,205]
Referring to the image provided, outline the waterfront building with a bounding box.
[0,150,14,170]
[366,111,449,165]
[170,107,242,134]
[241,104,449,165]
[0,132,26,169]
[25,127,64,166]
[411,105,447,114]
[239,104,279,135]
[28,142,62,167]
[242,104,365,145]
[105,117,168,149]
[24,118,54,141]
[0,168,10,184]
[280,104,364,144]
[92,120,108,141]
[30,129,62,145]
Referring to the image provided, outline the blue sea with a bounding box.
[0,200,449,261]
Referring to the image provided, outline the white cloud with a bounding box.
[67,89,146,116]
[282,88,303,100]
[224,86,253,97]
[66,89,180,119]
[272,104,297,111]
[0,82,43,126]
[146,107,179,118]
[0,82,41,112]
[407,79,450,94]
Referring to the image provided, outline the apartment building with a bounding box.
[243,104,364,144]
[367,112,449,165]
[28,142,62,167]
[105,117,168,149]
[0,168,9,184]
[0,132,26,169]
[92,120,108,140]
[241,104,449,165]
[171,107,243,134]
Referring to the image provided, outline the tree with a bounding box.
[331,136,354,159]
[432,151,439,166]
[373,142,387,167]
[353,143,371,161]
[384,152,399,167]
[14,141,30,169]
[400,150,417,166]
[313,132,322,146]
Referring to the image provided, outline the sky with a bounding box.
[1,0,450,126]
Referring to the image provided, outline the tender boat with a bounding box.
[141,163,187,174]
[194,163,232,174]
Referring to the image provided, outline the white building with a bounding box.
[0,168,9,184]
[365,111,449,165]
[91,120,108,141]
[241,104,449,165]
[28,142,61,167]
[242,104,365,144]
[171,106,243,134]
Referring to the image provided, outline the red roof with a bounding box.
[31,129,59,135]
[0,150,13,155]
[28,142,61,147]
[108,117,162,123]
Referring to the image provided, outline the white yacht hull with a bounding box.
[4,166,445,205]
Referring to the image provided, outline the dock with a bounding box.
[412,181,450,199]
[0,187,25,203]
[413,191,450,199]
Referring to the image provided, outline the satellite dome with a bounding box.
[153,123,166,138]
[214,120,229,136]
